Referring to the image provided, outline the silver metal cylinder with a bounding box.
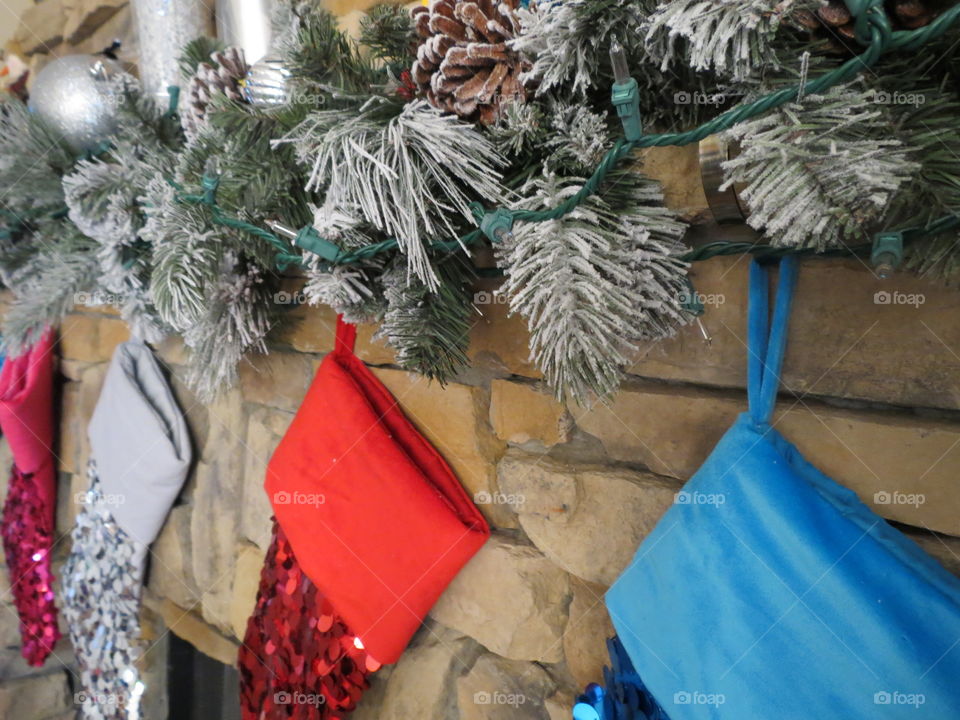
[130,0,214,110]
[216,0,273,66]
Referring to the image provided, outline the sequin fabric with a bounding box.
[62,461,146,720]
[239,521,379,719]
[1,464,61,666]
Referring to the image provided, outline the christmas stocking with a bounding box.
[239,520,378,719]
[239,317,490,717]
[62,339,191,719]
[0,330,60,666]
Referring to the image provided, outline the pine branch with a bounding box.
[205,98,312,226]
[497,169,689,401]
[513,0,651,97]
[179,36,227,79]
[643,0,819,82]
[882,80,960,281]
[376,255,474,382]
[299,195,388,321]
[63,157,139,244]
[303,264,385,323]
[0,98,74,216]
[277,98,506,287]
[360,4,416,67]
[543,102,614,174]
[721,83,919,250]
[142,176,225,329]
[2,225,99,354]
[512,0,725,127]
[283,6,377,93]
[112,74,185,148]
[183,252,276,401]
[905,232,960,282]
[487,101,549,161]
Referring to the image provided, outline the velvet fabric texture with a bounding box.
[266,317,490,664]
[0,330,60,665]
[87,339,191,567]
[0,331,56,515]
[606,258,960,719]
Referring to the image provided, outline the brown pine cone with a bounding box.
[183,47,249,141]
[794,0,956,52]
[411,0,531,125]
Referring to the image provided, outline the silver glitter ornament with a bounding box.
[216,0,274,66]
[130,0,213,110]
[243,54,291,107]
[28,55,123,155]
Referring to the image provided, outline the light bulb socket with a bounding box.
[611,77,642,142]
[871,231,903,277]
[480,208,515,244]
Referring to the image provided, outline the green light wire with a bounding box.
[181,1,960,270]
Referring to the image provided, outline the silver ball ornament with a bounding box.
[243,55,291,108]
[28,55,123,155]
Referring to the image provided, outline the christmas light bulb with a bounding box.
[266,219,298,240]
[609,41,630,86]
[204,156,221,178]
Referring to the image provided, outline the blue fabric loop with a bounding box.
[747,256,798,426]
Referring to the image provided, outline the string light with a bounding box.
[183,1,960,275]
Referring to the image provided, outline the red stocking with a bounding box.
[239,521,380,719]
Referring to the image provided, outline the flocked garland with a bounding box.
[1,0,960,402]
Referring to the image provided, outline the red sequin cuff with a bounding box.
[239,521,380,719]
[1,465,61,666]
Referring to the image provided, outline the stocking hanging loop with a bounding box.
[747,256,798,427]
[335,315,357,357]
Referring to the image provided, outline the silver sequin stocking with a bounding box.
[62,461,147,720]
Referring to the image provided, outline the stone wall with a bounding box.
[2,1,960,718]
[7,214,958,720]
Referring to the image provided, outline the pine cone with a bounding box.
[793,0,955,53]
[182,47,249,141]
[411,0,530,125]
